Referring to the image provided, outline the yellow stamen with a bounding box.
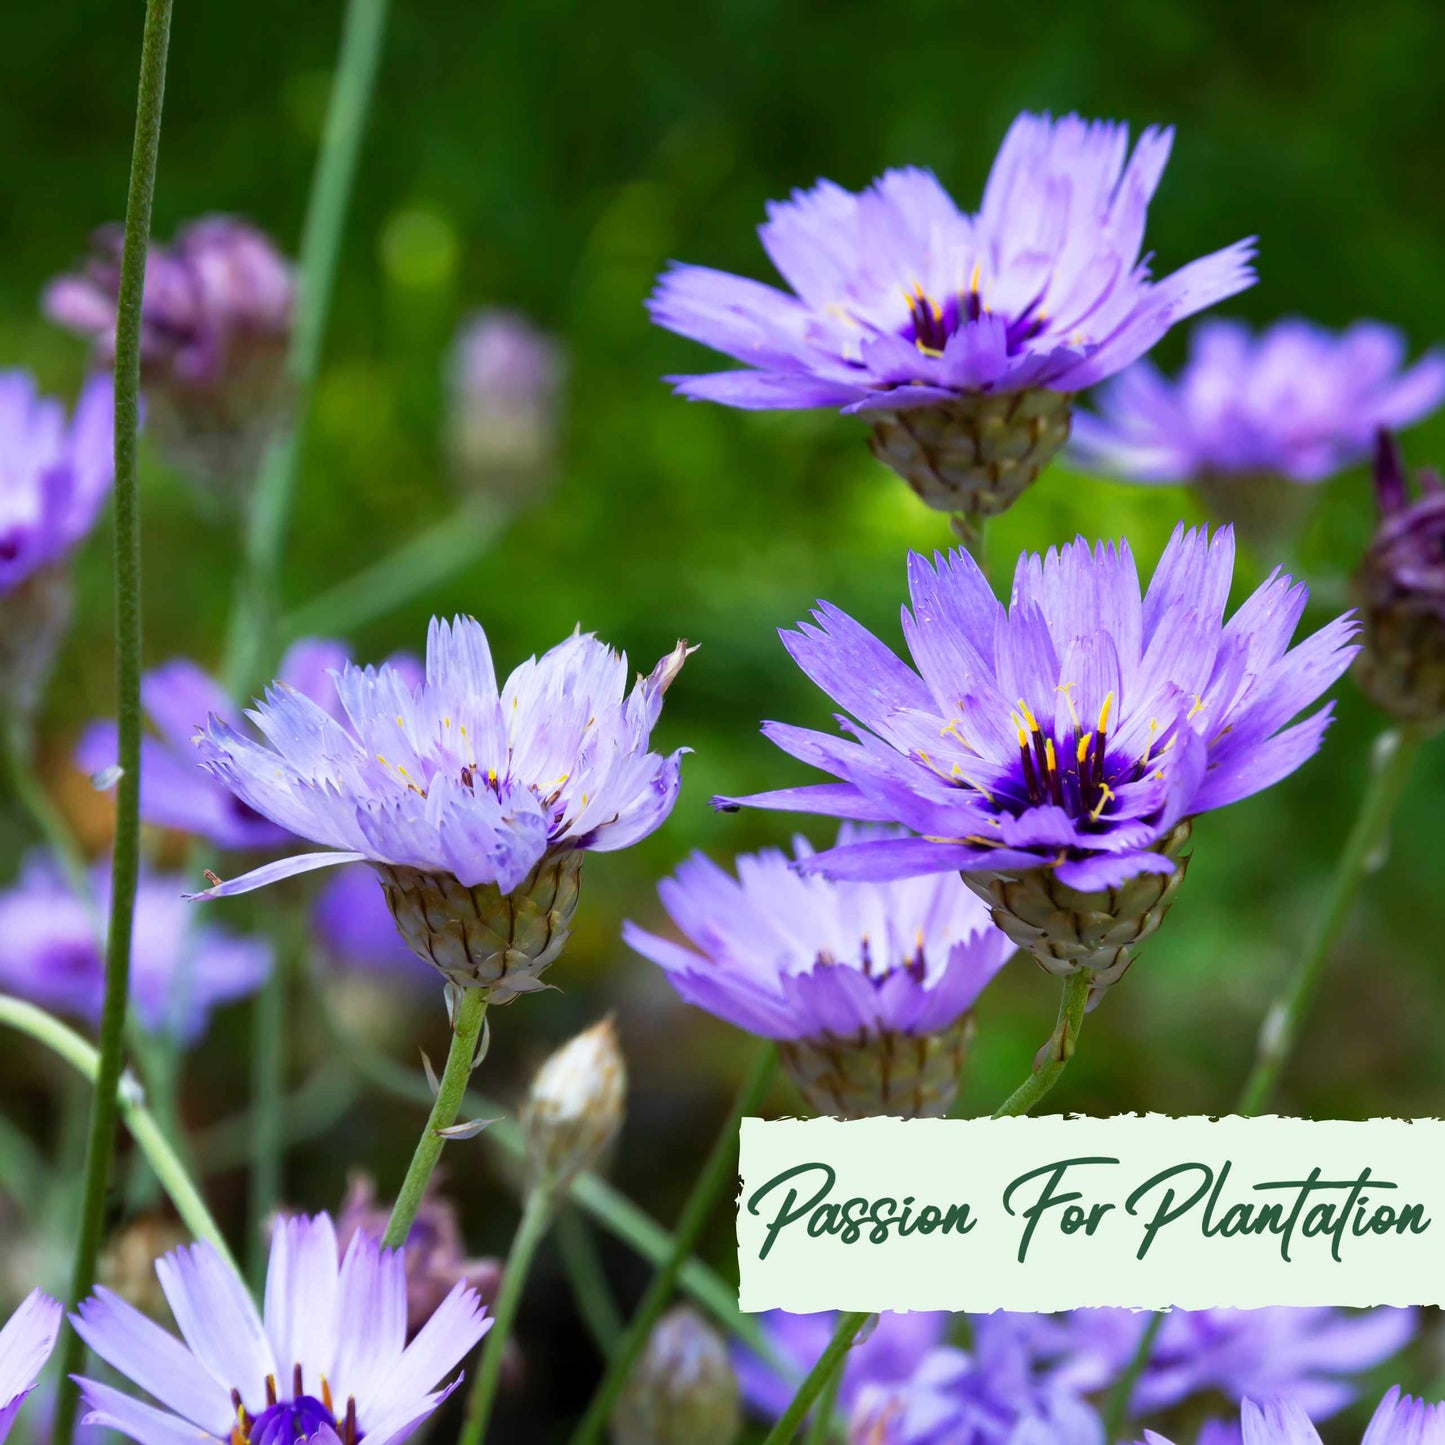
[1089,783,1115,822]
[1076,731,1093,765]
[1098,691,1115,733]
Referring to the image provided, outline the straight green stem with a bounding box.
[0,995,233,1272]
[381,988,487,1250]
[1100,1311,1165,1442]
[556,1206,623,1359]
[802,1352,847,1445]
[52,7,171,1443]
[762,1313,872,1445]
[992,971,1092,1118]
[459,1186,555,1445]
[1238,725,1422,1115]
[567,1043,777,1445]
[247,958,287,1283]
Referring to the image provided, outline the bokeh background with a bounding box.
[3,1,1445,1440]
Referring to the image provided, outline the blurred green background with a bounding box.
[4,0,1445,1438]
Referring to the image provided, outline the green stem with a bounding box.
[52,7,171,1442]
[305,962,773,1357]
[247,957,287,1284]
[992,971,1092,1118]
[762,1313,872,1445]
[280,497,507,644]
[382,988,487,1250]
[567,1044,777,1445]
[802,1352,847,1445]
[459,1186,555,1445]
[949,512,988,581]
[1238,725,1422,1114]
[223,0,391,694]
[0,995,234,1272]
[555,1205,623,1359]
[1100,1311,1165,1442]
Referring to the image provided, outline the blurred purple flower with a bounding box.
[45,216,294,493]
[1072,319,1445,486]
[625,826,1012,1115]
[76,638,417,852]
[717,528,1358,983]
[0,1291,61,1445]
[651,114,1253,410]
[1029,1306,1414,1421]
[193,618,690,898]
[312,865,434,983]
[334,1175,502,1336]
[1354,430,1445,723]
[73,1213,489,1445]
[0,853,270,1045]
[0,371,114,595]
[446,309,566,496]
[1142,1390,1445,1445]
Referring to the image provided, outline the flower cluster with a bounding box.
[625,825,1013,1115]
[651,112,1255,518]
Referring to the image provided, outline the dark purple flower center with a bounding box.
[230,1371,358,1445]
[815,933,927,987]
[902,272,1052,360]
[1003,690,1134,826]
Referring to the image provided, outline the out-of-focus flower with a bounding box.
[446,309,566,503]
[45,217,293,499]
[0,853,270,1045]
[193,618,691,1004]
[612,1306,740,1445]
[625,827,1012,1117]
[650,112,1254,521]
[0,1291,62,1445]
[1354,431,1445,725]
[1028,1306,1414,1421]
[522,1018,626,1187]
[0,371,113,716]
[334,1176,501,1336]
[99,1215,191,1325]
[312,866,433,983]
[1072,319,1445,487]
[73,1214,490,1445]
[718,528,1358,989]
[76,639,417,853]
[1141,1390,1445,1445]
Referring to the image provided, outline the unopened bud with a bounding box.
[522,1017,626,1187]
[611,1306,740,1445]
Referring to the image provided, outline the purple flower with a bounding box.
[192,619,690,999]
[1354,431,1445,723]
[1071,319,1445,486]
[1142,1390,1445,1445]
[0,853,271,1045]
[76,639,413,853]
[625,826,1012,1115]
[45,217,294,494]
[650,113,1255,518]
[717,527,1358,983]
[312,866,434,982]
[0,371,114,594]
[446,309,566,497]
[74,1213,489,1445]
[0,1291,62,1445]
[1029,1307,1414,1421]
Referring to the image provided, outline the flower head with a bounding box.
[0,853,270,1045]
[77,639,418,853]
[614,1307,740,1445]
[625,826,1012,1115]
[0,1291,62,1445]
[1071,319,1445,487]
[74,1213,489,1445]
[718,528,1358,982]
[334,1177,501,1336]
[650,113,1254,516]
[46,217,294,494]
[0,371,114,594]
[1030,1306,1414,1422]
[1354,431,1445,723]
[446,310,566,499]
[192,619,690,999]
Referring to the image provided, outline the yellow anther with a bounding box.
[396,715,404,727]
[1016,725,1030,749]
[1017,699,1039,732]
[969,261,981,294]
[1044,737,1058,774]
[1097,691,1115,733]
[1076,731,1093,765]
[487,768,498,784]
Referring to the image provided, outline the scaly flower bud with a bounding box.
[612,1307,740,1445]
[1354,431,1445,726]
[522,1017,626,1187]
